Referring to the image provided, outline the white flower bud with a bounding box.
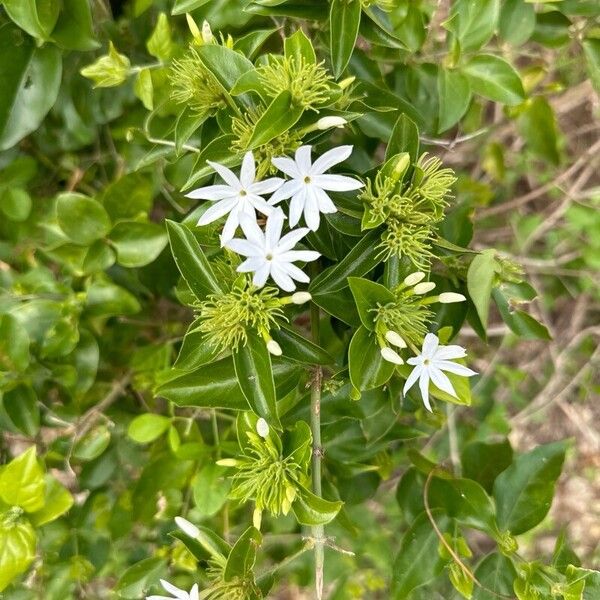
[253,507,262,530]
[317,116,347,130]
[175,516,200,539]
[267,339,282,356]
[403,272,426,286]
[414,282,436,295]
[256,418,269,438]
[201,20,213,43]
[438,292,466,304]
[216,458,238,467]
[292,291,312,304]
[385,330,407,348]
[380,347,404,365]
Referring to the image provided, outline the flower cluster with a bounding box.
[186,148,362,291]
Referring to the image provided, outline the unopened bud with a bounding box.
[292,291,312,304]
[380,347,404,365]
[186,14,202,43]
[256,418,269,438]
[391,152,410,182]
[202,20,214,44]
[266,339,282,356]
[414,282,436,295]
[317,116,347,130]
[403,272,426,286]
[216,458,238,467]
[175,516,199,539]
[253,507,262,530]
[339,76,355,90]
[385,331,407,348]
[438,292,466,304]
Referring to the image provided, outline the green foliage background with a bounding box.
[0,0,599,598]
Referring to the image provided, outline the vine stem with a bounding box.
[310,299,325,600]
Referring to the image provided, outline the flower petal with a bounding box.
[265,209,285,251]
[303,187,321,231]
[190,584,199,600]
[250,177,285,195]
[185,184,235,200]
[240,151,255,188]
[207,160,241,189]
[278,226,310,252]
[433,345,467,360]
[310,145,353,174]
[295,146,313,174]
[252,262,271,288]
[270,263,296,291]
[160,579,188,600]
[312,173,363,192]
[238,256,265,272]
[428,366,458,398]
[279,261,310,283]
[312,186,337,214]
[272,156,301,179]
[220,207,243,245]
[436,361,477,377]
[226,239,261,257]
[146,596,173,600]
[278,250,320,263]
[248,194,274,217]
[288,188,307,228]
[418,369,432,412]
[197,196,239,226]
[421,333,439,358]
[403,364,422,396]
[268,179,302,205]
[238,212,265,247]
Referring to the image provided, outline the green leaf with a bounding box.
[170,528,230,562]
[194,44,254,94]
[146,13,173,61]
[134,68,154,110]
[85,279,141,317]
[0,188,32,222]
[0,447,45,513]
[224,526,262,581]
[386,114,420,162]
[472,552,517,600]
[193,463,230,518]
[175,108,208,154]
[447,0,500,52]
[174,328,221,371]
[467,249,497,330]
[56,193,112,246]
[3,384,39,437]
[284,29,316,64]
[461,439,513,494]
[80,42,130,88]
[498,0,536,46]
[0,519,36,593]
[271,326,334,365]
[348,326,395,392]
[50,0,99,51]
[583,38,600,94]
[292,486,343,526]
[166,220,222,299]
[437,69,472,133]
[127,414,171,444]
[2,0,60,41]
[392,510,450,598]
[233,332,280,427]
[348,277,395,331]
[493,440,568,535]
[330,0,361,78]
[29,476,74,526]
[73,425,111,461]
[116,557,166,599]
[493,289,551,340]
[171,0,212,15]
[0,25,62,151]
[247,90,304,149]
[109,221,168,268]
[461,55,525,106]
[101,173,154,221]
[517,96,560,165]
[0,314,30,372]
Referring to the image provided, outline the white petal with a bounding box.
[252,262,271,288]
[278,227,310,252]
[312,186,337,214]
[433,345,467,360]
[303,188,321,231]
[160,579,188,600]
[249,177,285,195]
[248,194,274,217]
[418,369,432,412]
[278,250,320,263]
[197,196,238,226]
[185,184,235,200]
[278,261,310,283]
[240,152,255,188]
[238,213,265,247]
[190,584,199,600]
[429,366,458,398]
[146,596,173,600]
[406,356,422,366]
[421,333,439,358]
[312,174,363,192]
[265,209,285,250]
[272,156,301,179]
[220,208,242,245]
[270,263,296,291]
[238,256,266,272]
[207,160,241,189]
[268,180,302,205]
[403,364,421,396]
[288,188,307,228]
[226,239,261,257]
[295,146,313,174]
[175,516,199,538]
[310,145,353,174]
[435,360,477,377]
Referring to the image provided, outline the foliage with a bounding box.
[0,0,599,598]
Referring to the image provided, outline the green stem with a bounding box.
[310,299,325,600]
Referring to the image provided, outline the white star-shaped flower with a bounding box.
[403,333,477,412]
[226,209,320,292]
[269,145,363,231]
[185,151,284,245]
[147,579,199,600]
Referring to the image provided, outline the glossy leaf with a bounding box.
[128,414,172,444]
[116,557,166,599]
[467,250,497,330]
[499,0,536,46]
[0,447,45,513]
[348,326,395,392]
[56,193,112,246]
[348,276,395,331]
[224,526,262,581]
[109,221,168,268]
[472,552,517,600]
[284,29,316,64]
[3,384,39,436]
[292,486,343,526]
[461,439,513,494]
[330,0,361,78]
[437,69,472,133]
[0,314,30,372]
[461,55,525,105]
[29,477,74,526]
[2,0,60,41]
[447,0,500,52]
[386,114,420,162]
[0,520,36,593]
[271,326,334,365]
[51,0,99,51]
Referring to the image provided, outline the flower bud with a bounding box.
[380,347,404,365]
[438,292,466,304]
[414,282,436,295]
[202,20,214,44]
[292,291,312,304]
[186,14,202,43]
[339,76,355,90]
[175,516,200,539]
[216,458,238,467]
[403,272,426,286]
[266,339,282,356]
[391,152,410,182]
[317,116,347,130]
[253,507,262,530]
[256,418,269,438]
[385,330,407,348]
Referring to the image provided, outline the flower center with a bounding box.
[304,176,311,184]
[265,252,274,261]
[423,358,430,365]
[240,190,247,197]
